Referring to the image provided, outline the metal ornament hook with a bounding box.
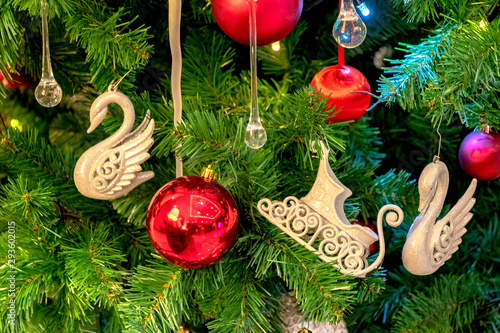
[436,114,443,160]
[107,68,134,92]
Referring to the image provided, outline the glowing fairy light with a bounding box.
[356,2,370,16]
[271,41,281,51]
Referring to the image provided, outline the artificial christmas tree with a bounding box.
[1,0,499,332]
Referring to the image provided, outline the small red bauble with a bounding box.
[211,0,303,46]
[458,130,500,181]
[311,64,371,124]
[353,219,378,255]
[0,66,35,89]
[146,171,239,268]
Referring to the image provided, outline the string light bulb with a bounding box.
[271,41,281,51]
[333,0,367,48]
[10,119,22,131]
[356,1,370,16]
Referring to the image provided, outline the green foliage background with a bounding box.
[0,0,498,332]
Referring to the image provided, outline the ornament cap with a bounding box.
[200,165,216,181]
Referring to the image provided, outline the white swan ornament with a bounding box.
[402,158,477,275]
[74,91,155,200]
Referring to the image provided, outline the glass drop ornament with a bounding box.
[333,0,367,48]
[146,166,239,268]
[244,0,267,149]
[35,1,62,107]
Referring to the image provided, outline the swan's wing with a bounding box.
[91,148,126,195]
[113,110,153,148]
[431,179,477,268]
[92,116,155,195]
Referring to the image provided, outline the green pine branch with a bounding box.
[393,272,489,332]
[0,128,114,217]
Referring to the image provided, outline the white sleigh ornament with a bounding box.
[257,144,404,278]
[74,90,155,200]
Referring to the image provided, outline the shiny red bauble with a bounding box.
[311,64,371,124]
[211,0,303,46]
[458,130,500,181]
[146,175,239,268]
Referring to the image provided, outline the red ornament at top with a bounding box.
[458,129,500,181]
[146,167,239,268]
[211,0,303,46]
[311,64,371,124]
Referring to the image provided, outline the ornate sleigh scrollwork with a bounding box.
[257,143,404,278]
[258,197,403,278]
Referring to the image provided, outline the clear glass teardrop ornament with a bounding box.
[245,122,267,149]
[35,0,62,108]
[244,0,267,149]
[333,0,367,48]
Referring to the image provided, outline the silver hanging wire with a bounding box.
[433,114,444,163]
[108,68,134,92]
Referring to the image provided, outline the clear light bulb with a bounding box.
[333,0,367,48]
[35,1,62,108]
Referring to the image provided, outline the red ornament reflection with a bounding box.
[146,176,239,268]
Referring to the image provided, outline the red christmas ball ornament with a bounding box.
[211,0,303,46]
[311,64,371,124]
[353,218,378,255]
[458,129,500,181]
[0,65,35,89]
[146,166,239,268]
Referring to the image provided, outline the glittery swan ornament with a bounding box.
[74,90,155,200]
[402,158,477,275]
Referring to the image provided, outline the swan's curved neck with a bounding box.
[110,100,135,143]
[98,92,135,145]
[422,166,449,222]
